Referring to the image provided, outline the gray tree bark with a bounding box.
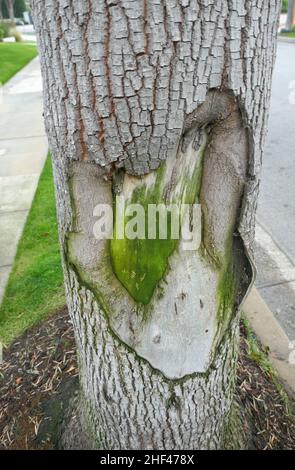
[286,0,295,30]
[30,0,280,450]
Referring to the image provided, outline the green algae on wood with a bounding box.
[110,145,205,306]
[217,256,236,324]
[110,166,177,305]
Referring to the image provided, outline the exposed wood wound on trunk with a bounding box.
[64,89,252,379]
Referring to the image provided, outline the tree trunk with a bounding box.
[5,0,14,21]
[30,0,280,450]
[286,0,295,30]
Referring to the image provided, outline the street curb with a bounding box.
[243,287,295,396]
[278,36,295,44]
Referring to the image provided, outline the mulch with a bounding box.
[238,323,295,449]
[0,307,77,449]
[0,307,294,450]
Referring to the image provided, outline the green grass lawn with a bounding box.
[280,32,295,39]
[0,156,65,346]
[280,25,295,40]
[0,42,38,84]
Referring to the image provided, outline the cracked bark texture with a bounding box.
[61,272,240,450]
[30,0,280,449]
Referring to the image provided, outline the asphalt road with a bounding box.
[255,40,295,340]
[258,41,295,262]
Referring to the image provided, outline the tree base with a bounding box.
[221,398,254,450]
[37,376,253,450]
[61,394,253,450]
[60,394,97,450]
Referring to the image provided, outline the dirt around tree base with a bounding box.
[0,307,294,450]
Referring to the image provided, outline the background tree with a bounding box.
[5,0,14,21]
[1,0,26,20]
[286,0,295,30]
[29,0,281,450]
[1,0,8,19]
[14,0,26,18]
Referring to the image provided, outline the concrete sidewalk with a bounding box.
[244,287,295,396]
[0,57,47,303]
